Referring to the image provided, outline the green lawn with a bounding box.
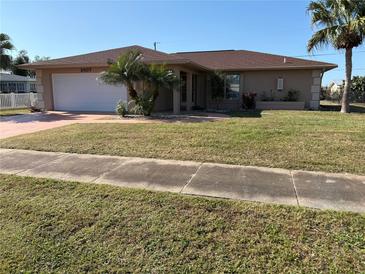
[2,110,365,175]
[0,108,30,117]
[1,174,364,273]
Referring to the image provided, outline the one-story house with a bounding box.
[0,73,37,93]
[20,45,337,113]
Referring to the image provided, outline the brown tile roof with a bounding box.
[21,45,202,69]
[21,45,337,71]
[172,50,337,71]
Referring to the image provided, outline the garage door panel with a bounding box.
[52,73,127,112]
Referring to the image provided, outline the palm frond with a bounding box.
[307,26,338,52]
[100,50,146,86]
[308,0,335,27]
[308,0,365,50]
[147,64,177,90]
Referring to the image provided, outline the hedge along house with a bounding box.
[20,45,337,113]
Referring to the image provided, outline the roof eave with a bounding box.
[218,64,337,72]
[20,59,212,72]
[17,63,108,70]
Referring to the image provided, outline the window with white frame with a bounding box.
[277,77,284,91]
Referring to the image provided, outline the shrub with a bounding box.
[260,90,274,101]
[242,92,256,109]
[128,92,154,116]
[350,76,365,102]
[285,89,300,102]
[115,101,128,117]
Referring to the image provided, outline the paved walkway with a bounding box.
[1,149,364,213]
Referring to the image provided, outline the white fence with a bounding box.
[0,93,38,109]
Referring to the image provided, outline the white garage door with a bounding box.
[52,73,127,112]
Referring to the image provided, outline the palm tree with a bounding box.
[0,33,15,70]
[145,64,177,102]
[100,50,145,100]
[307,0,365,113]
[141,64,177,115]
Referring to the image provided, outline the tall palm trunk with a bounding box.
[126,82,138,100]
[341,48,352,113]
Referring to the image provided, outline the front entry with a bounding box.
[180,71,187,111]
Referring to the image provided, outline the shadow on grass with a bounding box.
[320,103,365,113]
[228,110,263,118]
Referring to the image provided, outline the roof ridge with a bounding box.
[30,45,171,66]
[176,48,336,66]
[174,49,235,54]
[234,49,336,65]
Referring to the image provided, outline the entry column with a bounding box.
[186,72,193,111]
[173,69,180,114]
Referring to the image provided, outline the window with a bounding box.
[210,73,241,100]
[225,74,240,99]
[17,83,25,92]
[277,77,284,90]
[30,83,36,92]
[192,74,198,104]
[0,82,9,92]
[180,71,187,103]
[8,83,16,92]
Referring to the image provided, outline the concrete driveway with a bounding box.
[0,112,115,139]
[0,111,228,139]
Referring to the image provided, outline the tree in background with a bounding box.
[0,33,14,70]
[11,50,31,76]
[350,76,365,102]
[307,0,365,113]
[33,55,50,63]
[11,52,51,77]
[27,56,51,77]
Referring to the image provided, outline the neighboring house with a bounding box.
[328,80,345,100]
[0,73,37,93]
[20,45,337,113]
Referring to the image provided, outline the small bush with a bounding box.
[128,92,154,116]
[285,89,300,102]
[260,90,274,101]
[350,76,365,102]
[115,101,128,117]
[242,92,256,109]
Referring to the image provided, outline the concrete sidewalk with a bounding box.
[1,148,364,213]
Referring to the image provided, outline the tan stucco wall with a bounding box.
[244,70,313,106]
[37,66,319,112]
[206,69,316,110]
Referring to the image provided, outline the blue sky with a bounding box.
[1,0,364,84]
